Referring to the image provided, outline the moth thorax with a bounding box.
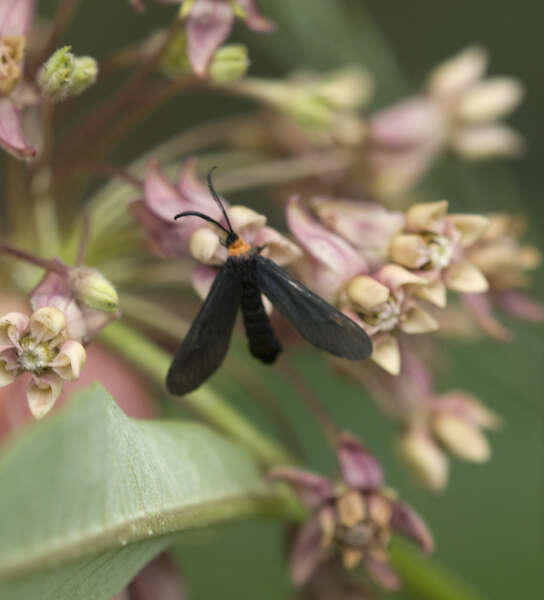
[228,237,251,256]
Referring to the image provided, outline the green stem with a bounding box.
[98,321,294,467]
[391,538,484,600]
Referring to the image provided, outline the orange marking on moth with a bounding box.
[228,238,251,256]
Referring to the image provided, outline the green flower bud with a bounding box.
[38,46,98,102]
[69,268,119,313]
[209,45,250,85]
[158,31,191,80]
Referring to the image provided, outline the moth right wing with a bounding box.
[166,262,242,395]
[255,255,373,360]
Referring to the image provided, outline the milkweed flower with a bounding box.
[364,46,524,198]
[0,307,86,418]
[463,213,543,338]
[133,159,302,299]
[0,0,36,158]
[389,200,490,297]
[148,0,273,76]
[270,434,432,591]
[287,197,438,374]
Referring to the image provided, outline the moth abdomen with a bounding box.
[241,280,282,364]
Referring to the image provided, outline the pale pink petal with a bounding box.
[49,340,87,381]
[0,98,35,159]
[192,263,218,300]
[0,0,35,36]
[368,96,445,149]
[268,466,334,508]
[336,432,384,491]
[364,555,401,590]
[390,501,434,553]
[0,312,29,347]
[236,0,275,31]
[186,0,234,76]
[290,517,326,586]
[144,160,188,222]
[287,196,367,280]
[496,290,544,322]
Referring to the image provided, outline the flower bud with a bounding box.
[450,124,525,159]
[158,30,192,79]
[189,227,223,265]
[38,46,98,102]
[30,307,66,342]
[426,45,488,99]
[455,78,524,123]
[209,44,250,84]
[317,66,373,111]
[68,267,119,313]
[433,414,491,462]
[398,429,448,492]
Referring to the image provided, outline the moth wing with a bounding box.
[255,255,372,360]
[166,262,242,395]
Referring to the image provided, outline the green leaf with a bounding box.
[0,384,294,600]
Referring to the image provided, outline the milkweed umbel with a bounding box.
[166,169,373,395]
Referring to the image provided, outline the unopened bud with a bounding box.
[317,67,373,111]
[69,267,119,312]
[450,124,525,160]
[433,414,491,462]
[455,78,524,123]
[38,46,98,102]
[398,429,448,492]
[209,44,250,84]
[159,31,191,79]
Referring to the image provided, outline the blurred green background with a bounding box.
[34,1,544,598]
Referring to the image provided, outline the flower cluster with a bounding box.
[363,46,524,198]
[288,195,491,375]
[271,434,432,592]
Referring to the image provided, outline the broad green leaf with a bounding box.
[0,384,292,600]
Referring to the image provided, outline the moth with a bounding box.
[166,170,373,395]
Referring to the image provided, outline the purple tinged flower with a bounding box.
[0,307,87,418]
[269,435,433,591]
[0,0,36,159]
[287,196,368,303]
[134,159,301,300]
[310,196,404,271]
[154,0,273,76]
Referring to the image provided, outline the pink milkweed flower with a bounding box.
[462,213,543,338]
[340,265,439,375]
[270,434,432,591]
[151,0,274,76]
[363,46,524,198]
[0,0,36,159]
[0,307,87,418]
[133,159,302,300]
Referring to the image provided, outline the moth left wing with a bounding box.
[255,255,372,360]
[166,262,242,395]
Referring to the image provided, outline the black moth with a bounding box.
[166,169,373,395]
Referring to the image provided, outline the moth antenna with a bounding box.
[174,211,231,236]
[207,167,235,235]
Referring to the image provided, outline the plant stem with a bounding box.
[98,321,294,467]
[0,242,66,275]
[391,538,484,600]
